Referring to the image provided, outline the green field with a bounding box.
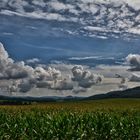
[0,99,140,140]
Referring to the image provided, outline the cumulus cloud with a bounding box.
[0,43,64,93]
[51,78,74,90]
[0,43,106,94]
[0,43,33,79]
[18,79,35,93]
[0,42,13,62]
[71,65,103,88]
[126,54,140,70]
[0,43,94,94]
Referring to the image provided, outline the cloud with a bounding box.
[51,78,74,90]
[125,0,140,10]
[71,65,103,88]
[126,54,140,70]
[36,81,52,88]
[72,87,87,94]
[1,42,140,96]
[48,0,74,11]
[32,0,46,7]
[0,42,13,63]
[129,73,140,82]
[0,43,105,94]
[0,43,63,92]
[0,43,92,94]
[45,13,66,21]
[26,58,40,64]
[69,56,102,60]
[1,0,140,39]
[84,26,106,33]
[18,79,35,93]
[0,43,32,79]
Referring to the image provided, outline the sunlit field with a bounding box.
[0,99,140,140]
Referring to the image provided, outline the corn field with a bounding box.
[0,99,140,140]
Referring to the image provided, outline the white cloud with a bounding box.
[72,87,87,94]
[18,79,35,93]
[0,10,26,17]
[46,13,66,21]
[1,0,140,38]
[26,58,40,64]
[125,0,140,10]
[84,26,105,32]
[78,3,98,14]
[126,54,140,70]
[0,43,64,92]
[48,0,74,11]
[71,65,103,88]
[130,73,140,82]
[32,0,46,7]
[0,43,107,94]
[69,56,102,60]
[127,28,140,35]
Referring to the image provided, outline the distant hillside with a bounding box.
[0,86,140,104]
[86,86,140,100]
[0,95,84,105]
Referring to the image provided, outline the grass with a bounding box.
[0,99,140,139]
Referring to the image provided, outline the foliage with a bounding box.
[0,99,140,140]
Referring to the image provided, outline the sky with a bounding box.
[0,0,140,97]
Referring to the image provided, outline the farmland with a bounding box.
[0,99,140,140]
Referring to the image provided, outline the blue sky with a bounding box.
[0,0,140,62]
[0,0,140,96]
